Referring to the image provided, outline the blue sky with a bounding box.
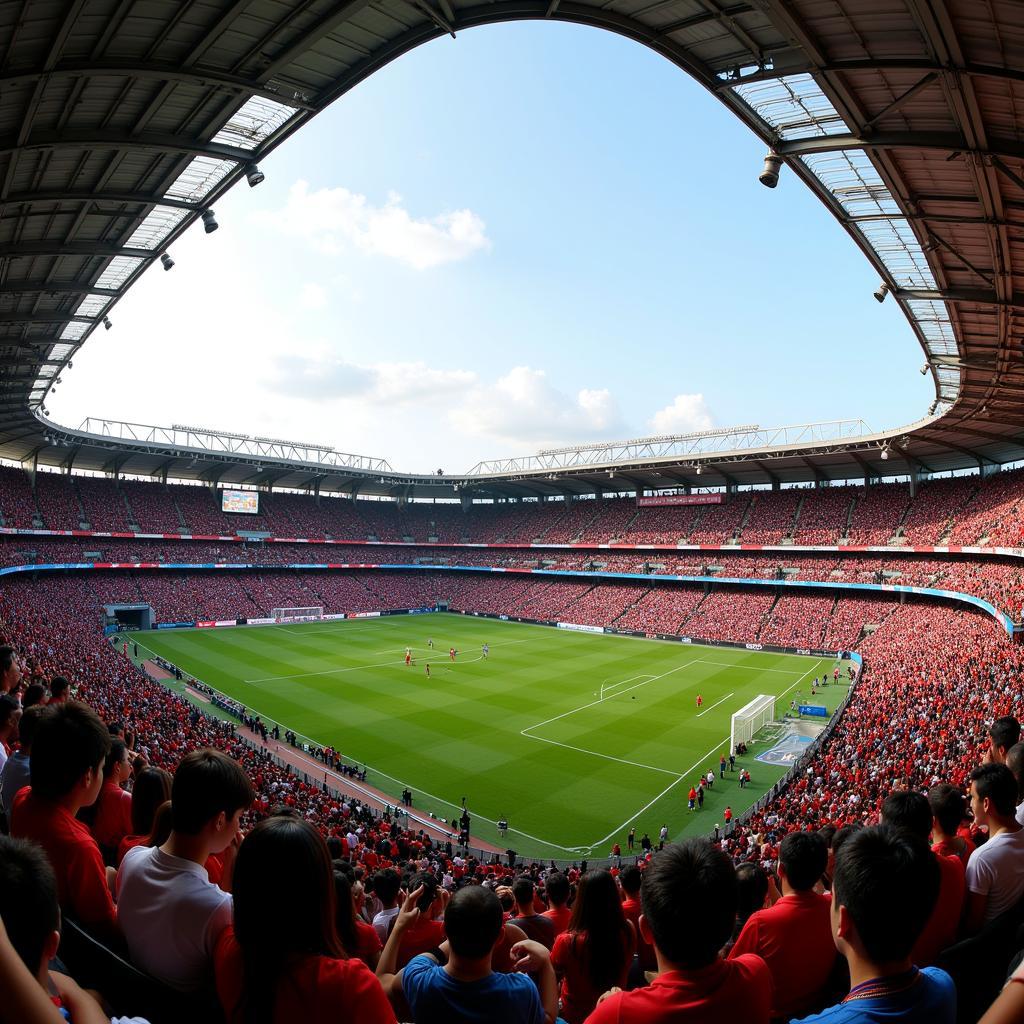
[55,22,931,475]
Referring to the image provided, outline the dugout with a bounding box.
[103,603,153,631]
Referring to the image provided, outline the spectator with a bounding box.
[116,748,252,991]
[551,870,635,1024]
[0,644,21,697]
[0,693,20,772]
[965,764,1024,933]
[333,863,383,970]
[987,716,1020,765]
[928,784,975,867]
[214,815,396,1024]
[48,675,69,704]
[1005,742,1024,824]
[394,871,447,968]
[9,700,118,941]
[116,766,172,865]
[729,830,836,1020]
[21,682,47,709]
[542,872,571,937]
[371,868,403,943]
[585,839,771,1024]
[724,861,770,954]
[619,865,655,971]
[0,704,39,817]
[0,835,146,1024]
[879,790,964,966]
[378,882,555,1024]
[510,876,556,950]
[796,826,952,1023]
[92,737,134,859]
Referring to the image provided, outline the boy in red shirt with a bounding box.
[585,839,771,1024]
[541,872,572,937]
[10,700,119,941]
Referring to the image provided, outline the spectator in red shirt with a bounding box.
[91,737,133,860]
[551,870,635,1024]
[215,815,397,1024]
[333,863,383,969]
[9,700,119,941]
[619,865,655,972]
[394,871,448,968]
[880,790,964,965]
[47,675,69,705]
[928,784,975,867]
[729,829,836,1019]
[116,766,172,865]
[585,839,772,1024]
[542,871,572,937]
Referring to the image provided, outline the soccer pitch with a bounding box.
[127,613,846,858]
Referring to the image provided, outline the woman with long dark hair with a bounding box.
[550,870,635,1023]
[116,766,172,865]
[214,816,397,1024]
[333,863,383,970]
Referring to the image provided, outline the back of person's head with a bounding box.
[619,865,642,897]
[103,737,128,779]
[0,646,17,685]
[130,767,172,836]
[928,783,966,835]
[735,862,769,924]
[990,716,1021,757]
[1006,743,1024,797]
[779,830,827,891]
[971,762,1019,819]
[512,875,534,910]
[373,868,401,905]
[880,790,932,839]
[29,700,110,801]
[832,825,939,965]
[169,748,253,835]
[232,815,343,1019]
[21,683,46,710]
[569,870,631,991]
[15,705,43,750]
[411,869,439,912]
[641,839,736,969]
[444,884,503,959]
[0,835,60,975]
[545,871,569,907]
[0,693,19,731]
[48,676,69,701]
[332,866,359,956]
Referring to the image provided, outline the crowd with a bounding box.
[4,464,1024,548]
[3,569,1024,1021]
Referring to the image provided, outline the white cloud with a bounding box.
[298,282,328,309]
[450,366,624,447]
[648,393,714,435]
[255,180,491,270]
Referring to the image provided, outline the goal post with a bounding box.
[271,606,324,624]
[730,694,776,755]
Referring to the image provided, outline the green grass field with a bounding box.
[126,613,848,858]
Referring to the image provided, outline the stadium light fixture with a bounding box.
[696,464,703,475]
[160,252,175,271]
[102,316,112,330]
[245,164,265,187]
[920,363,930,375]
[201,209,219,234]
[880,445,889,461]
[873,282,890,303]
[759,152,783,189]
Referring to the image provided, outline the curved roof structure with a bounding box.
[0,0,1022,499]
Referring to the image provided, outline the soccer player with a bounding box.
[405,652,411,667]
[688,786,697,812]
[449,648,456,662]
[482,643,489,659]
[427,638,433,649]
[696,694,703,709]
[425,664,431,679]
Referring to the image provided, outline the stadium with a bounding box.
[0,1,1023,1023]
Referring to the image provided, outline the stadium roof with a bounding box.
[0,0,1022,500]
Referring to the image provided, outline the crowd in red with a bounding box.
[5,464,1024,548]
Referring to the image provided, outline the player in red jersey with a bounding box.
[449,648,456,662]
[696,694,703,709]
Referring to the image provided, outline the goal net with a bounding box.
[271,606,324,624]
[730,694,775,754]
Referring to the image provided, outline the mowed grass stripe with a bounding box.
[128,614,837,855]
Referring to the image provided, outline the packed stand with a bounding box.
[791,485,857,545]
[33,471,83,530]
[0,465,38,528]
[76,477,131,532]
[899,476,978,545]
[738,489,803,545]
[120,480,185,533]
[846,481,910,545]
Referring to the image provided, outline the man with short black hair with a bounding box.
[620,864,655,972]
[795,825,953,1023]
[378,882,556,1024]
[10,701,118,940]
[47,676,70,704]
[965,763,1024,933]
[585,839,771,1023]
[987,716,1020,765]
[729,829,836,1019]
[1005,742,1024,825]
[510,876,555,950]
[541,872,571,937]
[116,748,253,990]
[880,790,964,966]
[372,868,403,943]
[0,645,21,697]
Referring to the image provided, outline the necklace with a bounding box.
[843,968,920,1003]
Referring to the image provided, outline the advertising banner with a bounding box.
[636,494,724,507]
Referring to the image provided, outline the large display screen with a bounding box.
[222,489,259,514]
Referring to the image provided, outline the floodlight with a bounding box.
[880,446,889,461]
[873,282,890,303]
[759,152,783,189]
[696,464,703,475]
[201,209,219,234]
[245,164,265,187]
[920,363,930,375]
[102,316,112,330]
[160,252,175,271]
[67,361,73,369]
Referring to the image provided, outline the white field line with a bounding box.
[778,659,828,700]
[601,674,656,699]
[696,691,735,718]
[525,732,681,776]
